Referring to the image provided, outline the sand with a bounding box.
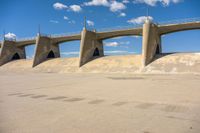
[0,53,200,74]
[0,53,200,133]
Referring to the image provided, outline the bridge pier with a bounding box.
[32,35,60,67]
[0,40,26,66]
[79,29,104,67]
[142,20,162,66]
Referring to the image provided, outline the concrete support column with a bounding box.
[142,20,162,66]
[32,35,60,67]
[79,29,104,67]
[0,40,25,66]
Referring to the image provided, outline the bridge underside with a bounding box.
[0,20,199,68]
[32,36,60,67]
[0,40,26,66]
[79,29,104,67]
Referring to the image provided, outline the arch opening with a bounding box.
[103,36,142,56]
[25,44,35,59]
[59,40,80,58]
[12,53,20,60]
[162,30,200,53]
[47,50,55,58]
[93,48,100,57]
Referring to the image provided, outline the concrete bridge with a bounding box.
[0,17,200,67]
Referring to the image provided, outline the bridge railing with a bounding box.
[96,24,143,32]
[17,37,36,41]
[157,17,200,26]
[50,31,81,38]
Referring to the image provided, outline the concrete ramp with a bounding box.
[0,53,200,74]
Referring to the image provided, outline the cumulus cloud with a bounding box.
[84,0,110,6]
[69,5,82,12]
[109,1,126,12]
[5,33,16,40]
[127,16,153,24]
[53,2,68,10]
[84,0,126,12]
[119,12,126,17]
[87,20,94,26]
[133,0,182,6]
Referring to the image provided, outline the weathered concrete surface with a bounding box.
[1,21,199,68]
[97,28,142,40]
[79,29,104,67]
[1,53,200,74]
[33,35,60,67]
[0,72,200,133]
[51,34,81,44]
[142,20,162,67]
[15,39,36,47]
[159,21,200,35]
[0,40,26,66]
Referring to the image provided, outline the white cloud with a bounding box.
[133,0,182,6]
[105,50,135,54]
[127,16,153,24]
[26,55,34,59]
[104,42,120,47]
[84,0,110,6]
[69,5,82,12]
[68,20,76,24]
[50,20,59,23]
[5,33,16,39]
[122,0,130,3]
[133,35,141,38]
[119,12,126,17]
[109,1,126,12]
[84,0,126,12]
[61,51,79,56]
[53,2,68,10]
[87,20,94,26]
[64,16,69,20]
[119,41,130,45]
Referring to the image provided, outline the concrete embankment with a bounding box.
[0,53,200,74]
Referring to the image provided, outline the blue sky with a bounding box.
[0,0,200,58]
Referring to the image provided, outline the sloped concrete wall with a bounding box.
[33,35,60,67]
[0,40,25,66]
[142,20,162,66]
[79,29,104,67]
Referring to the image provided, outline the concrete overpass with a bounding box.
[0,17,200,67]
[142,19,200,66]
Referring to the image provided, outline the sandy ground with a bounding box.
[0,72,200,133]
[0,53,200,74]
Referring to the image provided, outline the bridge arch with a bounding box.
[103,36,142,56]
[161,28,200,35]
[58,40,80,58]
[24,44,36,59]
[159,22,200,35]
[161,30,200,53]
